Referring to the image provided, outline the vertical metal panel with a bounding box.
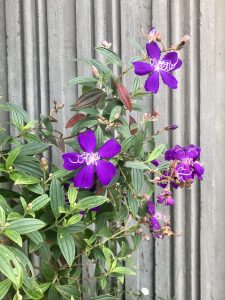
[0,1,224,299]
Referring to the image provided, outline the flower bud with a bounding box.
[91,66,100,78]
[164,124,179,131]
[101,40,112,49]
[136,227,142,234]
[57,103,64,109]
[40,157,48,170]
[27,203,32,210]
[142,233,150,241]
[141,288,150,296]
[181,35,190,45]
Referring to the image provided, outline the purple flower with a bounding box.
[157,190,175,206]
[62,130,121,189]
[147,200,155,215]
[133,41,182,94]
[174,162,193,182]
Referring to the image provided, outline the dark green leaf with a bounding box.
[76,196,109,210]
[50,177,65,218]
[146,144,167,162]
[8,218,46,234]
[95,47,123,67]
[57,228,76,267]
[131,169,144,193]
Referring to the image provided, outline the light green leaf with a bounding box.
[65,214,82,226]
[68,185,78,207]
[8,218,46,234]
[20,142,51,155]
[76,196,108,210]
[50,177,65,218]
[57,228,76,267]
[26,183,44,195]
[95,47,123,67]
[131,169,144,193]
[4,229,22,247]
[109,105,122,122]
[110,266,136,276]
[0,206,6,225]
[31,194,51,211]
[125,161,149,170]
[68,76,97,85]
[56,284,80,299]
[9,171,40,185]
[0,279,12,300]
[127,191,138,216]
[27,230,43,245]
[146,144,167,162]
[122,136,136,152]
[6,147,21,170]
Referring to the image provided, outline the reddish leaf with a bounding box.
[65,114,86,128]
[116,83,132,112]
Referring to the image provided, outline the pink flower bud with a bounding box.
[91,66,100,78]
[181,35,190,44]
[101,40,112,49]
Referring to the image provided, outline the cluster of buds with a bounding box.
[142,111,160,122]
[142,27,162,42]
[49,100,64,121]
[101,40,112,49]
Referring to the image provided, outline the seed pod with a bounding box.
[116,83,132,112]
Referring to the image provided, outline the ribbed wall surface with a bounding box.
[0,1,224,299]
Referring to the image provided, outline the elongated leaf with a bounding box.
[0,188,21,198]
[74,58,111,74]
[95,125,104,148]
[122,136,136,152]
[146,144,167,162]
[50,177,65,218]
[9,171,40,185]
[95,47,123,67]
[0,245,23,287]
[72,88,106,110]
[65,113,86,128]
[57,228,76,267]
[27,231,43,244]
[125,161,149,170]
[0,279,12,300]
[20,143,51,155]
[6,147,21,170]
[92,296,117,300]
[109,105,122,122]
[8,218,46,234]
[26,183,44,195]
[131,169,144,193]
[68,76,97,85]
[66,214,82,226]
[4,229,22,247]
[0,206,6,224]
[67,185,78,207]
[134,131,144,157]
[76,196,108,210]
[127,191,138,216]
[31,194,51,211]
[56,285,80,299]
[110,266,136,276]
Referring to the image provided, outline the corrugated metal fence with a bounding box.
[0,1,224,299]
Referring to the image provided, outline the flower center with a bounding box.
[149,58,177,72]
[68,152,100,166]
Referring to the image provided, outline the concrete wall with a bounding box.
[0,1,224,299]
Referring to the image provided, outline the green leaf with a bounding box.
[31,194,51,211]
[134,131,144,157]
[26,183,44,195]
[76,196,109,210]
[67,185,78,207]
[91,295,117,300]
[74,58,111,75]
[0,188,20,198]
[4,229,23,247]
[56,285,80,299]
[122,136,136,152]
[50,177,65,218]
[110,266,136,276]
[6,147,21,170]
[131,169,144,193]
[127,191,138,216]
[116,124,131,138]
[109,105,122,122]
[57,228,76,267]
[0,245,23,287]
[68,76,98,85]
[0,279,12,300]
[8,218,46,234]
[95,125,104,148]
[20,142,51,155]
[115,206,129,222]
[65,214,82,226]
[9,171,40,185]
[125,161,149,170]
[95,47,123,67]
[146,144,167,162]
[27,231,43,244]
[0,206,6,225]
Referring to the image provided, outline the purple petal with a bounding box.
[150,217,161,230]
[157,194,164,204]
[78,130,96,153]
[62,153,84,170]
[159,70,178,89]
[184,144,201,160]
[146,42,161,60]
[161,52,178,64]
[171,58,182,71]
[165,197,175,206]
[96,160,117,186]
[98,139,121,159]
[147,201,155,215]
[145,71,159,94]
[194,161,204,177]
[74,164,94,189]
[133,61,154,75]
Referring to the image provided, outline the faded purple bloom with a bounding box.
[62,130,121,189]
[147,200,155,215]
[165,124,179,131]
[157,190,175,206]
[133,41,182,94]
[174,162,193,182]
[151,159,160,167]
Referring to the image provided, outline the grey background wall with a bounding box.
[0,0,224,299]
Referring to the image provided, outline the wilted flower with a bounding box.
[101,40,112,48]
[133,41,182,94]
[157,190,175,206]
[62,130,121,189]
